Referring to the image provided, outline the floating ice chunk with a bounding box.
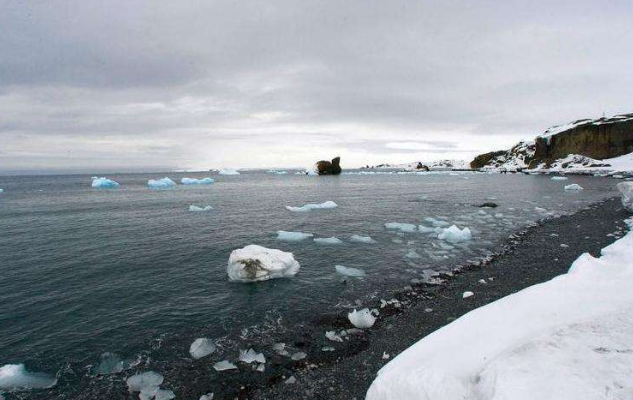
[276,231,313,242]
[239,349,266,364]
[314,237,343,245]
[272,343,289,356]
[417,225,438,233]
[91,177,120,188]
[463,291,474,298]
[213,360,237,371]
[385,222,417,233]
[199,394,214,400]
[550,176,568,181]
[335,265,366,277]
[349,234,376,243]
[155,389,176,400]
[437,225,472,244]
[326,331,344,342]
[256,364,265,372]
[405,250,421,259]
[535,207,548,213]
[96,352,130,374]
[291,352,307,361]
[227,245,300,282]
[0,364,57,390]
[564,184,583,191]
[382,352,390,360]
[348,308,376,329]
[218,169,240,175]
[189,205,213,212]
[285,376,297,384]
[126,371,164,394]
[148,177,176,189]
[189,338,216,359]
[181,177,214,185]
[424,217,450,227]
[617,182,633,212]
[0,188,3,193]
[285,201,338,212]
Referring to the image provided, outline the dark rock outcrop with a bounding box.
[316,157,342,175]
[479,202,498,208]
[470,150,507,169]
[415,162,430,171]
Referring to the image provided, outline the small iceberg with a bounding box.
[189,338,216,359]
[91,177,120,189]
[267,170,288,175]
[550,176,568,181]
[148,177,176,189]
[181,177,214,185]
[0,364,57,390]
[314,237,343,245]
[437,225,472,244]
[564,184,583,191]
[285,201,338,212]
[218,169,240,175]
[126,371,164,396]
[276,231,313,242]
[189,205,213,212]
[424,217,450,227]
[290,352,307,361]
[200,393,214,400]
[335,265,366,277]
[326,331,344,342]
[349,234,376,244]
[463,291,474,298]
[227,245,300,282]
[348,308,376,329]
[95,352,134,375]
[385,222,417,233]
[238,349,266,364]
[213,360,237,371]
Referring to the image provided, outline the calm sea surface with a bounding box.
[0,170,619,398]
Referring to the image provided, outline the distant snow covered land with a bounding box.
[367,216,633,400]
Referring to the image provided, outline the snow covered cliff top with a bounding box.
[539,113,633,139]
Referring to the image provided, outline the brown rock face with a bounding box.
[415,162,430,171]
[316,157,342,175]
[470,150,506,169]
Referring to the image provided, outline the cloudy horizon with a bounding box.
[1,0,632,174]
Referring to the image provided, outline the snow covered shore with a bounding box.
[367,216,633,400]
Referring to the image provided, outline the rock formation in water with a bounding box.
[316,157,342,175]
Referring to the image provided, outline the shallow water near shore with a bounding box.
[0,171,620,398]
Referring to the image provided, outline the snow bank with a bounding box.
[367,224,633,400]
[385,222,417,233]
[314,237,343,245]
[227,245,300,282]
[617,182,633,212]
[181,177,214,185]
[348,308,377,329]
[276,231,313,242]
[564,183,583,191]
[0,364,57,390]
[91,177,120,188]
[285,201,338,212]
[189,338,216,359]
[148,177,176,189]
[335,265,366,277]
[349,234,376,244]
[189,205,213,212]
[437,225,472,243]
[217,169,240,175]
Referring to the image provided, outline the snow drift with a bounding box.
[367,219,633,400]
[227,245,300,282]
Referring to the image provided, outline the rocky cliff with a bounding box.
[316,157,342,175]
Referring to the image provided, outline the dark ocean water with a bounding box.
[0,170,619,398]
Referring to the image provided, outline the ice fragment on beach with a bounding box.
[350,234,376,243]
[291,352,307,361]
[382,352,390,359]
[424,217,450,227]
[314,237,343,245]
[154,389,175,400]
[0,364,57,390]
[326,331,344,342]
[285,201,338,212]
[617,182,633,212]
[126,371,164,395]
[276,231,313,241]
[437,225,472,244]
[189,205,213,212]
[385,222,417,233]
[213,360,237,371]
[189,338,216,359]
[227,245,300,282]
[148,177,176,189]
[335,265,366,277]
[181,177,214,184]
[238,349,265,364]
[91,177,120,188]
[564,184,583,191]
[348,308,377,329]
[463,291,474,298]
[217,169,240,175]
[285,376,297,384]
[199,394,214,400]
[272,343,289,356]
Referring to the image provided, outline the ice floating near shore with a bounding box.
[335,265,366,277]
[417,225,439,234]
[0,188,3,193]
[285,201,338,212]
[189,338,216,359]
[276,231,313,242]
[314,237,343,245]
[618,182,633,212]
[126,371,164,397]
[0,364,57,390]
[217,169,240,175]
[96,352,132,375]
[213,360,237,371]
[239,349,266,364]
[350,234,376,243]
[385,222,417,233]
[227,245,300,282]
[189,205,213,212]
[437,225,472,244]
[462,291,474,298]
[326,331,344,342]
[348,308,377,329]
[550,176,568,181]
[564,184,583,191]
[91,177,120,188]
[181,177,214,185]
[424,217,450,228]
[267,170,288,175]
[199,393,214,400]
[148,177,176,189]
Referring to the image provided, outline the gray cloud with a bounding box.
[1,0,632,173]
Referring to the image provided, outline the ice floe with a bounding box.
[437,225,472,243]
[348,308,377,329]
[618,182,633,212]
[349,234,376,243]
[290,352,307,361]
[213,360,237,371]
[217,169,240,175]
[0,364,57,390]
[335,265,366,277]
[424,217,450,227]
[189,205,213,212]
[273,343,289,356]
[314,237,343,245]
[564,183,583,191]
[126,371,164,398]
[276,231,313,242]
[181,177,214,185]
[148,177,176,189]
[199,394,214,400]
[550,176,568,181]
[384,222,417,233]
[227,245,300,282]
[285,201,338,212]
[189,338,216,359]
[238,349,266,364]
[91,177,120,188]
[96,352,134,374]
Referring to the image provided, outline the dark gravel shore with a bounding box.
[250,196,630,400]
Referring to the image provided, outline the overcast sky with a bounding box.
[1,0,631,173]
